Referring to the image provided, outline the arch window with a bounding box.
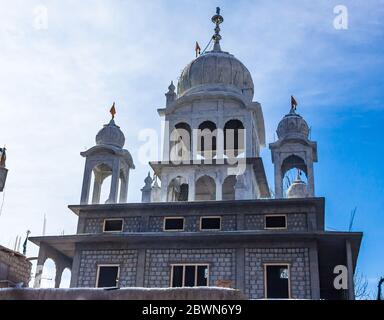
[224,119,245,157]
[195,175,216,201]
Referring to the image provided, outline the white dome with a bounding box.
[95,119,125,148]
[277,112,309,140]
[177,51,254,101]
[286,176,309,198]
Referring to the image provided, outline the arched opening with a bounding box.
[99,175,112,204]
[197,121,217,158]
[41,258,55,288]
[59,268,71,288]
[90,163,113,204]
[224,119,245,157]
[195,175,216,201]
[281,155,308,196]
[167,176,189,202]
[222,175,237,200]
[170,122,192,162]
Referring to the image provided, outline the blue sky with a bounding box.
[0,0,383,295]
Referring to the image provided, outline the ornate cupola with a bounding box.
[176,8,254,103]
[80,104,135,205]
[269,97,317,198]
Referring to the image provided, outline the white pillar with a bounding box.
[91,174,102,204]
[216,179,222,200]
[80,164,93,204]
[188,173,195,201]
[274,157,283,198]
[108,161,120,204]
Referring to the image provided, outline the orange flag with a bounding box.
[291,95,298,111]
[110,102,116,119]
[195,42,201,58]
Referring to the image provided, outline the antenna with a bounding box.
[348,207,357,231]
[42,214,46,236]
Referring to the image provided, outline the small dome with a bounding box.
[96,119,125,148]
[277,111,309,140]
[286,175,308,198]
[177,51,254,101]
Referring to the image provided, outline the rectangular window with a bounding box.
[265,215,287,229]
[103,219,123,232]
[170,264,209,287]
[163,217,184,231]
[200,217,221,231]
[265,264,290,299]
[96,265,120,288]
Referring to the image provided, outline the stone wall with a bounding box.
[0,248,31,287]
[245,213,307,231]
[77,249,138,287]
[84,217,142,233]
[245,248,311,299]
[148,215,237,232]
[0,287,245,300]
[83,215,237,234]
[73,246,313,300]
[144,249,236,288]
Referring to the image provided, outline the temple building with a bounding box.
[30,8,362,299]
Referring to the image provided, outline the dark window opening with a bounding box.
[200,217,221,230]
[164,218,184,231]
[198,121,217,158]
[103,219,123,232]
[265,265,290,299]
[265,215,287,229]
[171,265,208,287]
[196,266,208,286]
[184,266,196,287]
[97,266,119,288]
[172,266,183,287]
[224,119,245,157]
[178,184,189,201]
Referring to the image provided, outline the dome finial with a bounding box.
[290,95,298,114]
[110,102,116,120]
[211,7,224,51]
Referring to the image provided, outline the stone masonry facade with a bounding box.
[245,248,311,299]
[245,213,307,231]
[82,213,308,234]
[144,249,236,288]
[73,246,312,300]
[77,249,138,287]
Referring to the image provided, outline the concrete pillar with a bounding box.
[80,164,93,204]
[70,248,81,288]
[192,119,199,163]
[274,158,283,198]
[161,174,168,202]
[309,243,321,299]
[215,176,222,201]
[33,245,47,288]
[119,173,129,203]
[108,161,120,203]
[91,173,102,204]
[136,249,146,287]
[346,240,355,300]
[307,161,315,197]
[236,248,245,293]
[188,173,195,201]
[54,264,65,288]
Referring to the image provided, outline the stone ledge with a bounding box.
[0,287,245,300]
